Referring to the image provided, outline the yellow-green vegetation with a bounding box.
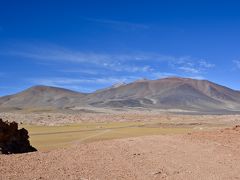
[20,122,195,151]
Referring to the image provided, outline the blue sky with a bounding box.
[0,0,240,96]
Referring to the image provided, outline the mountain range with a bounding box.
[1,77,240,114]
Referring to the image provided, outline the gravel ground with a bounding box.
[1,126,240,180]
[1,112,240,125]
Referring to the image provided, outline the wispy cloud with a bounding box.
[150,72,180,79]
[3,43,216,91]
[82,17,149,30]
[30,77,130,85]
[233,60,240,69]
[5,44,214,75]
[4,44,159,74]
[199,61,215,68]
[59,69,101,75]
[169,56,215,74]
[28,77,138,92]
[178,66,200,74]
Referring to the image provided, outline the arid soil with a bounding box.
[1,112,240,125]
[1,126,240,180]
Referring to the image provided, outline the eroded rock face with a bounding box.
[0,119,37,154]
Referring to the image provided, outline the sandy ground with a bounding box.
[1,126,240,180]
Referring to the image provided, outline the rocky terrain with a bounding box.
[0,119,37,154]
[1,77,240,179]
[1,126,240,180]
[1,77,240,114]
[1,111,240,125]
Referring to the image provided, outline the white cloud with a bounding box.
[28,77,138,92]
[30,77,130,85]
[102,62,154,73]
[6,44,158,74]
[59,69,100,75]
[151,72,180,79]
[170,56,215,74]
[189,76,205,80]
[6,44,215,75]
[178,66,200,74]
[82,17,149,30]
[199,60,215,68]
[233,60,240,69]
[3,43,216,89]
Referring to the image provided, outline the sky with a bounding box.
[0,0,240,96]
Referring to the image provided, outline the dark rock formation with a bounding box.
[0,119,37,154]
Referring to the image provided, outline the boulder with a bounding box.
[0,118,37,154]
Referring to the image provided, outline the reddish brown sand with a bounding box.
[1,127,240,180]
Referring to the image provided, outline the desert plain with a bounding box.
[1,110,240,180]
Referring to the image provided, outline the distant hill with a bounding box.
[0,85,86,111]
[1,77,240,114]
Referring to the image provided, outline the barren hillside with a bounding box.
[1,77,240,114]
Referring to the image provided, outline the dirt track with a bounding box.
[1,126,240,180]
